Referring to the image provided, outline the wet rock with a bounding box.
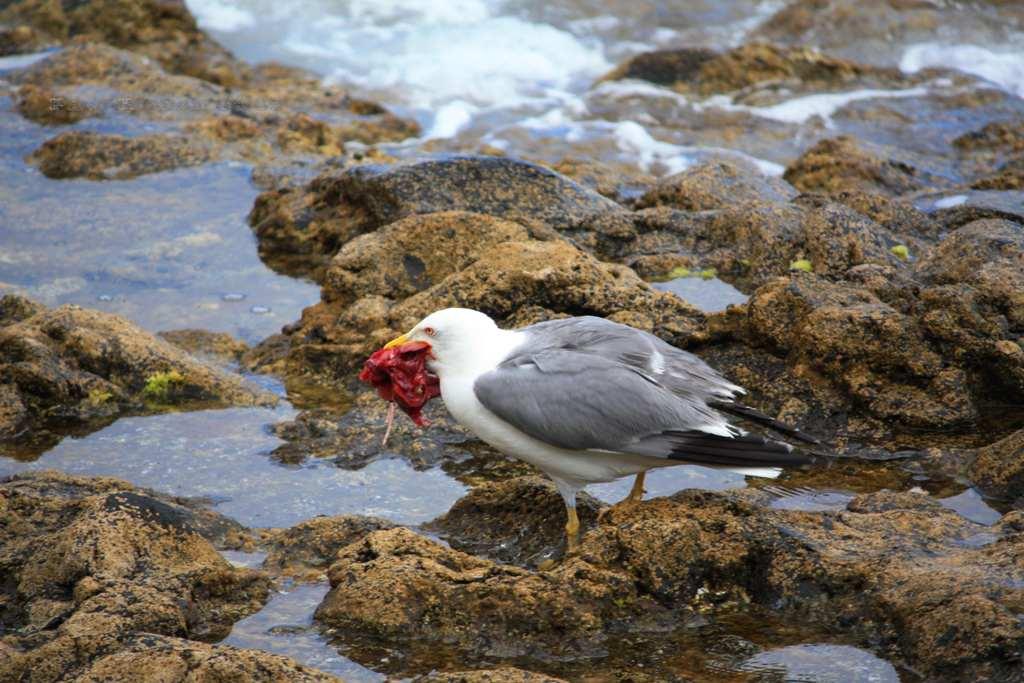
[268,395,480,470]
[0,23,53,55]
[966,429,1024,503]
[752,0,1023,67]
[636,160,797,211]
[783,136,925,197]
[585,490,1024,679]
[316,487,1024,679]
[0,471,274,681]
[323,211,529,307]
[252,238,704,385]
[827,190,942,240]
[414,669,567,683]
[157,329,250,364]
[28,130,214,180]
[0,296,275,447]
[429,477,603,567]
[262,514,396,580]
[74,633,340,682]
[972,157,1024,191]
[0,0,250,86]
[913,219,1024,398]
[603,43,909,96]
[599,47,716,86]
[743,273,976,429]
[14,84,95,125]
[315,527,659,663]
[249,156,623,280]
[549,157,655,203]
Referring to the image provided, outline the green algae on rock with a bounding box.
[0,295,276,450]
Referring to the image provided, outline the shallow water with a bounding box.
[651,276,749,312]
[0,404,466,528]
[225,579,385,682]
[0,94,319,343]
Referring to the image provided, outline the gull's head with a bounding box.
[385,308,502,378]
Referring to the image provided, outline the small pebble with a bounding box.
[250,305,271,315]
[222,292,246,302]
[96,294,113,302]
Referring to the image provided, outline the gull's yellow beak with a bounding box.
[383,332,410,349]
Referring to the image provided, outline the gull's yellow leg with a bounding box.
[624,471,646,504]
[565,505,580,555]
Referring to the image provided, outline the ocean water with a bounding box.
[186,0,1024,175]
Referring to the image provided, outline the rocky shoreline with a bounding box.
[2,0,1023,680]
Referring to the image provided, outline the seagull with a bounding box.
[376,308,814,554]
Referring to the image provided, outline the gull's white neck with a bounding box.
[429,327,525,381]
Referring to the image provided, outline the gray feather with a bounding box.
[473,317,810,467]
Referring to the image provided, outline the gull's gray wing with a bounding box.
[473,346,809,468]
[506,317,818,444]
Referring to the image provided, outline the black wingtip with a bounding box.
[710,401,821,445]
[662,430,814,468]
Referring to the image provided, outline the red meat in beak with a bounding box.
[359,340,440,428]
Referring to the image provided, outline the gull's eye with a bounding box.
[423,326,437,337]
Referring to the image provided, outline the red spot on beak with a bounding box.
[359,340,441,428]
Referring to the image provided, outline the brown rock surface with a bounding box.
[0,0,249,86]
[429,476,603,567]
[316,488,1024,680]
[967,429,1024,503]
[262,514,396,580]
[28,130,214,180]
[636,160,797,211]
[0,471,275,682]
[0,296,275,446]
[157,329,250,363]
[248,156,623,280]
[75,633,340,682]
[784,136,925,196]
[14,84,96,125]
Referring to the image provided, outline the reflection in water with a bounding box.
[651,276,750,313]
[0,406,466,528]
[225,581,385,683]
[740,643,900,683]
[0,106,319,343]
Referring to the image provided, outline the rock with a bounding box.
[429,477,603,567]
[966,429,1024,503]
[826,190,942,240]
[586,490,1024,680]
[413,669,567,683]
[743,273,977,429]
[76,633,339,681]
[28,131,214,180]
[548,157,655,203]
[783,136,925,197]
[15,84,96,125]
[322,211,529,307]
[315,487,1024,680]
[751,0,1022,67]
[157,329,250,363]
[636,160,797,211]
[248,156,623,280]
[0,296,275,448]
[0,23,53,55]
[972,157,1024,191]
[0,471,274,682]
[602,43,909,96]
[599,47,717,86]
[262,514,396,580]
[314,527,659,663]
[0,0,250,87]
[913,219,1024,398]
